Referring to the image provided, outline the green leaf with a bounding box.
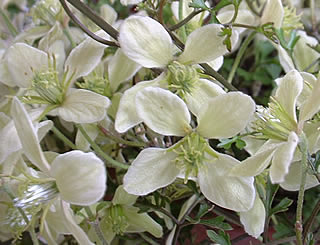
[269,197,293,216]
[219,27,233,52]
[199,216,233,230]
[207,230,232,245]
[194,203,211,220]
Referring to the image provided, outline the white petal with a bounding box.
[277,45,295,73]
[274,70,303,123]
[299,75,320,123]
[197,92,255,139]
[240,195,265,238]
[11,98,50,173]
[108,49,141,92]
[280,161,319,191]
[57,89,110,123]
[119,16,174,68]
[120,0,142,5]
[270,132,299,183]
[100,4,117,25]
[123,148,180,195]
[7,43,48,88]
[136,87,191,136]
[64,37,105,83]
[207,56,224,71]
[178,24,238,64]
[260,0,284,28]
[229,142,277,177]
[112,185,137,206]
[304,121,320,154]
[50,151,106,205]
[198,152,255,212]
[115,74,165,133]
[61,201,95,245]
[185,79,225,117]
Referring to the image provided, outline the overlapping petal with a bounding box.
[136,87,191,136]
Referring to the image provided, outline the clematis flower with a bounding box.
[123,87,256,212]
[229,70,320,184]
[10,97,106,245]
[5,37,110,123]
[115,15,238,133]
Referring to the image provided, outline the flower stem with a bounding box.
[51,125,78,150]
[77,124,129,169]
[227,31,256,84]
[84,207,108,245]
[169,10,204,31]
[296,133,308,245]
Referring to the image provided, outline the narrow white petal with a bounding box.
[57,89,110,123]
[198,152,255,212]
[178,24,238,64]
[119,16,174,68]
[64,37,105,83]
[61,201,95,245]
[50,151,106,205]
[229,143,277,177]
[280,161,319,191]
[270,132,299,183]
[136,87,191,136]
[108,49,141,92]
[274,70,303,123]
[240,195,265,238]
[7,43,48,88]
[11,98,50,173]
[260,0,284,28]
[123,148,180,195]
[197,92,255,139]
[185,79,225,117]
[207,56,224,71]
[299,75,320,123]
[277,45,295,73]
[115,74,166,133]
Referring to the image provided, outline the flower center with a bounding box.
[105,204,129,235]
[167,61,199,98]
[30,0,63,25]
[253,98,297,141]
[169,133,208,183]
[282,6,304,33]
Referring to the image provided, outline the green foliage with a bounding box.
[207,229,232,245]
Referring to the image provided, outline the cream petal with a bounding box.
[7,43,48,88]
[108,49,141,92]
[280,161,319,191]
[304,121,320,154]
[136,87,191,136]
[112,185,138,206]
[57,89,110,123]
[61,201,95,245]
[119,16,174,68]
[123,148,180,195]
[277,44,295,73]
[207,56,224,71]
[260,0,284,28]
[11,98,50,173]
[115,74,166,133]
[196,92,255,139]
[125,207,163,237]
[64,37,105,83]
[229,142,277,177]
[50,151,106,205]
[178,24,238,64]
[198,152,255,212]
[274,70,303,123]
[299,75,320,123]
[185,79,225,117]
[239,195,265,238]
[100,4,117,25]
[270,132,299,183]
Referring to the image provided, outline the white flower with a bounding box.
[5,38,110,123]
[115,15,238,133]
[10,97,107,245]
[123,87,256,212]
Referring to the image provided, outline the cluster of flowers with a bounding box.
[0,0,320,244]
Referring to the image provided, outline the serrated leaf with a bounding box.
[269,197,293,216]
[207,230,231,245]
[199,216,233,230]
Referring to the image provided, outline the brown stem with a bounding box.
[169,10,204,31]
[303,199,320,242]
